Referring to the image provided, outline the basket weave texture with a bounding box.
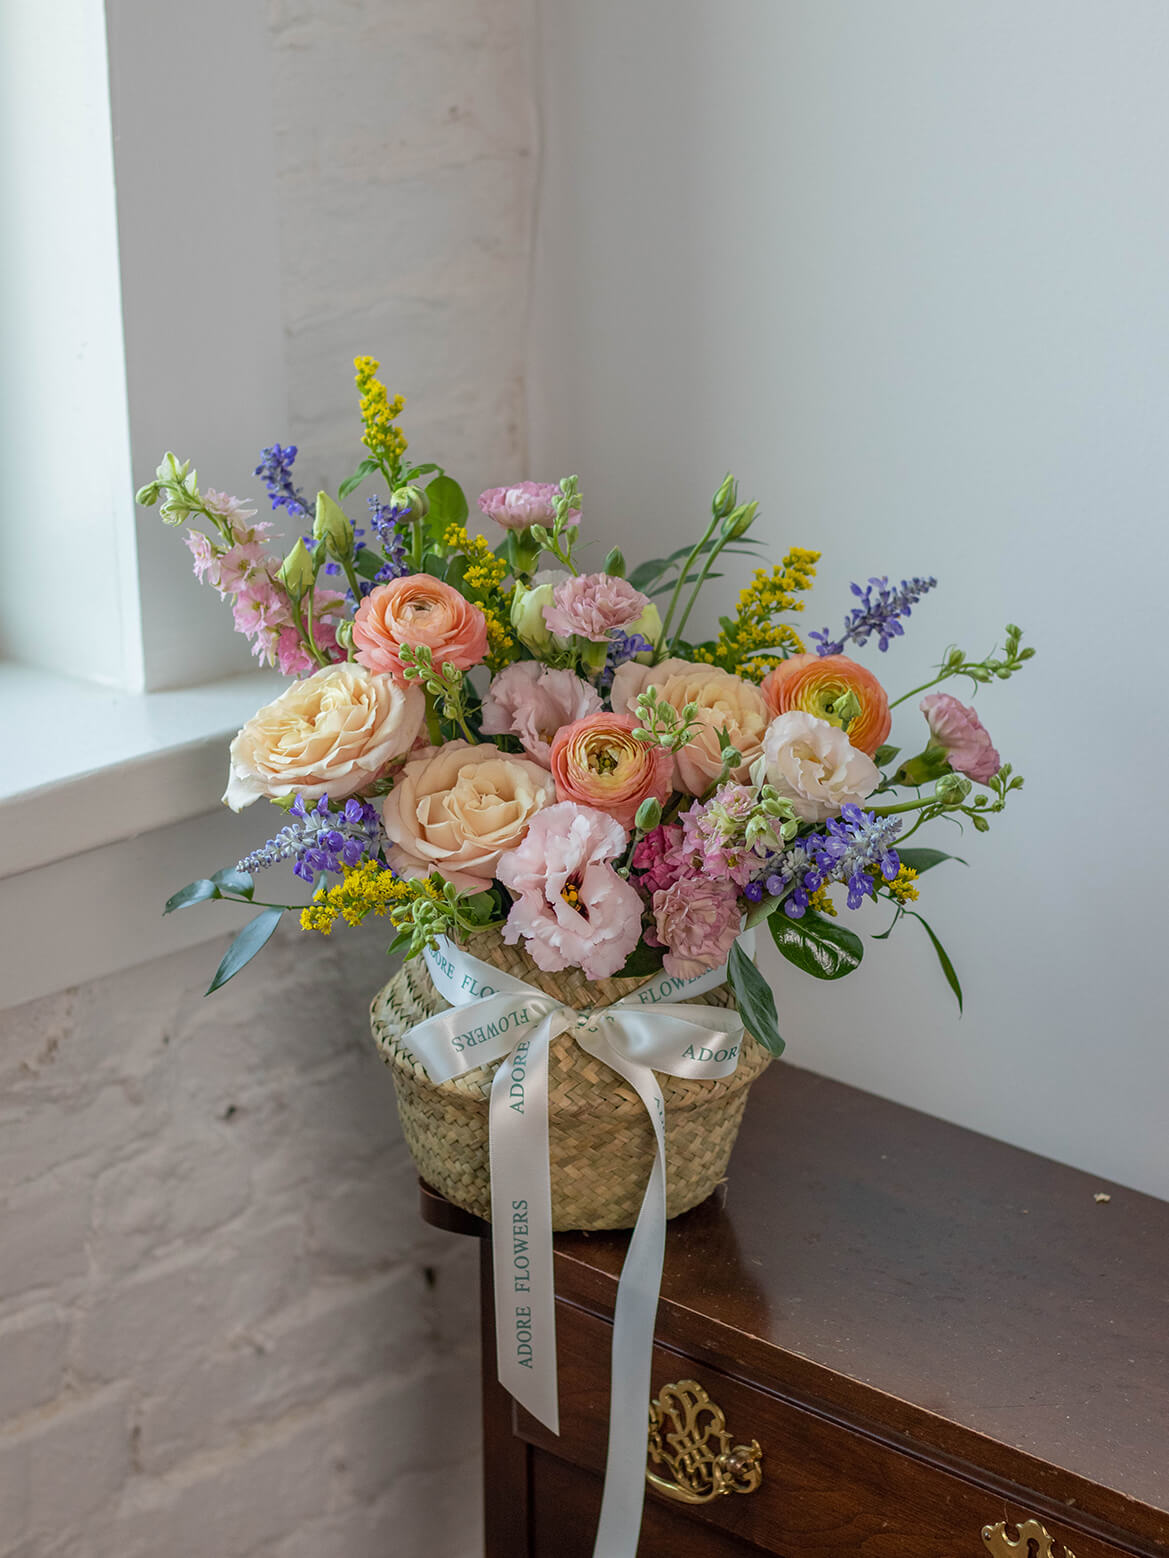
[370,927,770,1231]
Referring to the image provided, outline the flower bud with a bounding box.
[625,600,662,662]
[712,473,738,519]
[391,483,428,523]
[510,580,560,654]
[313,492,354,559]
[277,537,316,599]
[934,772,972,807]
[720,500,758,540]
[603,546,626,578]
[135,481,161,506]
[634,797,662,832]
[334,618,355,651]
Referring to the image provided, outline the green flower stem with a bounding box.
[341,555,364,605]
[889,671,950,710]
[669,531,732,653]
[220,895,296,911]
[868,794,938,818]
[656,514,719,654]
[290,594,330,668]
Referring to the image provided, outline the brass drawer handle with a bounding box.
[984,1519,1076,1558]
[646,1378,763,1504]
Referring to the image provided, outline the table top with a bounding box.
[422,1062,1169,1546]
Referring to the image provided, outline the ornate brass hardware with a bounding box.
[983,1519,1076,1558]
[646,1378,763,1504]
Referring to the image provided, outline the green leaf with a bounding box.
[728,941,784,1056]
[769,909,863,981]
[338,458,378,499]
[744,894,781,929]
[164,879,220,915]
[649,572,724,597]
[617,939,666,979]
[873,744,901,768]
[387,929,413,955]
[205,907,284,995]
[210,867,254,899]
[896,847,968,874]
[402,462,441,480]
[424,474,468,532]
[353,547,386,580]
[905,911,963,1011]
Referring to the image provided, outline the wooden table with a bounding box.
[421,1063,1169,1557]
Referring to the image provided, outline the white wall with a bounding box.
[531,0,1169,1199]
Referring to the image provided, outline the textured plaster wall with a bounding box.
[1,0,536,1551]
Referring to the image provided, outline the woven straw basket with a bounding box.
[370,928,770,1231]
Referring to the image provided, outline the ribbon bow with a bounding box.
[405,934,753,1558]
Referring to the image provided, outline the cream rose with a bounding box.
[756,710,880,822]
[610,657,770,795]
[223,663,425,812]
[382,742,556,890]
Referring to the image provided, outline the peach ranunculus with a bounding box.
[353,576,488,683]
[223,663,425,812]
[381,742,555,891]
[549,713,673,831]
[757,710,880,823]
[759,653,891,757]
[610,657,770,796]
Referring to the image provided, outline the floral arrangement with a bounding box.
[142,357,1032,1049]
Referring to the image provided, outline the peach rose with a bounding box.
[353,576,489,682]
[382,742,555,890]
[610,657,770,795]
[223,663,425,811]
[549,712,673,830]
[757,710,880,823]
[760,653,891,757]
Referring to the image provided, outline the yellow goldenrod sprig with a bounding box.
[354,355,408,471]
[702,545,820,680]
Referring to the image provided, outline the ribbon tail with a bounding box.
[576,1039,669,1558]
[488,1010,567,1435]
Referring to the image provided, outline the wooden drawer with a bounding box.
[515,1298,1141,1558]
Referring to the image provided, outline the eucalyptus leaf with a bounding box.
[907,911,964,1012]
[164,879,220,915]
[769,909,863,981]
[728,941,784,1056]
[896,847,968,874]
[205,907,284,995]
[210,867,254,899]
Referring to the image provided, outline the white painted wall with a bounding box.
[531,0,1169,1199]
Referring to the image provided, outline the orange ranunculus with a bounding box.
[760,653,891,757]
[353,575,488,683]
[549,713,673,831]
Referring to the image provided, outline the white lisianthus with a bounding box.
[756,710,880,823]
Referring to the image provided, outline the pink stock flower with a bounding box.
[274,622,342,677]
[477,481,579,531]
[630,825,689,894]
[679,786,767,887]
[479,662,602,767]
[543,573,651,643]
[652,876,742,980]
[498,803,643,980]
[920,693,1001,784]
[185,530,218,582]
[202,490,260,538]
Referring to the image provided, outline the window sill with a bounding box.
[0,664,283,879]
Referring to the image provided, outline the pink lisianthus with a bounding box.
[477,481,578,532]
[479,662,602,767]
[497,803,643,980]
[630,825,689,894]
[920,693,1001,784]
[543,573,651,643]
[652,876,742,980]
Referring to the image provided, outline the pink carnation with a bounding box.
[630,825,689,894]
[543,573,651,643]
[498,803,643,980]
[478,481,579,532]
[652,876,742,980]
[920,693,1001,785]
[479,662,602,767]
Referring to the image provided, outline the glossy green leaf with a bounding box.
[338,458,378,499]
[896,847,968,874]
[769,908,863,981]
[205,907,284,995]
[728,941,784,1056]
[210,867,254,899]
[906,911,963,1012]
[743,894,781,929]
[424,474,468,531]
[164,879,220,915]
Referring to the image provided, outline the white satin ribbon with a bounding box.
[404,932,754,1558]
